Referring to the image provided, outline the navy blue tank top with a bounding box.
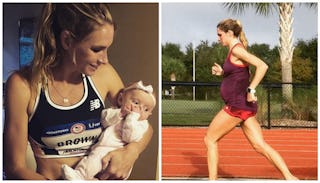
[220,43,257,112]
[28,75,104,158]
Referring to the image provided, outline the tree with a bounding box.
[195,40,213,82]
[249,43,273,65]
[162,43,184,60]
[223,2,317,101]
[183,43,195,81]
[249,43,279,83]
[210,42,228,70]
[162,54,186,81]
[295,38,317,84]
[162,54,187,99]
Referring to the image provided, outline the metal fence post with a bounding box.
[267,84,271,129]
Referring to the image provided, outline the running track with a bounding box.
[162,127,317,180]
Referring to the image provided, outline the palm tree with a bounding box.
[223,3,317,101]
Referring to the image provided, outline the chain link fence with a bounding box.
[162,81,317,129]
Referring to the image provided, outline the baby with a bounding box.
[61,81,156,180]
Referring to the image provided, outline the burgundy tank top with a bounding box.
[220,43,257,112]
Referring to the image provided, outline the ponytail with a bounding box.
[236,20,248,49]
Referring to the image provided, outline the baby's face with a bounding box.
[121,89,155,120]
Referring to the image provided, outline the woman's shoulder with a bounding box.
[231,43,246,53]
[6,71,31,92]
[5,71,32,110]
[231,44,250,59]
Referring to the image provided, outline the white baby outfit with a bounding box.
[62,108,149,180]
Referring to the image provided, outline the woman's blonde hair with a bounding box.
[20,3,114,96]
[217,19,248,49]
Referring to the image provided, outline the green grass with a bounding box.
[162,86,317,126]
[162,99,224,126]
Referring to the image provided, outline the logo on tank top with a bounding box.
[70,123,86,134]
[90,99,101,111]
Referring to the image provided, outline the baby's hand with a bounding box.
[120,108,130,118]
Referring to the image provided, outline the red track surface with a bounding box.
[162,127,318,180]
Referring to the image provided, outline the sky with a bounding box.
[161,2,318,52]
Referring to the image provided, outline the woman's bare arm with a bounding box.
[233,46,268,89]
[3,73,48,180]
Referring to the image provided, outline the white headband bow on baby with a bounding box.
[124,81,156,106]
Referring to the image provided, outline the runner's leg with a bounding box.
[204,109,242,180]
[240,117,298,180]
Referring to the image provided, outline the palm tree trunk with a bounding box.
[278,3,294,101]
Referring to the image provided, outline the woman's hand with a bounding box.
[96,145,139,180]
[212,63,223,76]
[247,92,257,103]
